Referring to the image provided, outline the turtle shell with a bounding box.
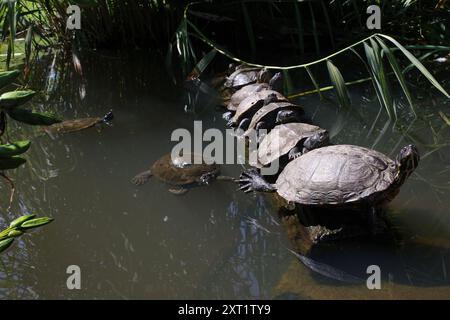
[243,102,302,136]
[44,117,102,134]
[227,82,270,111]
[224,67,264,89]
[275,145,397,206]
[231,90,287,124]
[251,123,327,167]
[151,153,220,186]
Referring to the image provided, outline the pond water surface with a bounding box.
[0,51,449,299]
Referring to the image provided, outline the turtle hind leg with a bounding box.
[168,187,189,195]
[131,170,153,186]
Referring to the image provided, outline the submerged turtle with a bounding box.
[239,102,305,139]
[131,152,232,195]
[222,72,283,121]
[238,144,420,209]
[228,91,287,129]
[249,123,330,169]
[43,111,114,135]
[224,66,270,90]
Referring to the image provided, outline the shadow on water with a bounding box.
[0,51,290,299]
[0,50,449,299]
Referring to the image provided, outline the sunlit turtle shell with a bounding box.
[275,145,399,205]
[250,123,327,167]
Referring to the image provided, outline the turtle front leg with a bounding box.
[222,111,234,122]
[131,170,153,186]
[237,118,250,131]
[199,172,218,185]
[168,187,189,195]
[255,121,267,144]
[288,146,303,160]
[237,168,277,193]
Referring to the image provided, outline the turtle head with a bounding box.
[303,130,330,151]
[275,109,302,125]
[395,144,420,184]
[263,93,279,106]
[258,68,270,83]
[268,72,283,92]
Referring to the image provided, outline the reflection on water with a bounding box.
[0,51,449,299]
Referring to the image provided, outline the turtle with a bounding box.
[222,72,283,121]
[131,152,233,195]
[249,123,330,170]
[224,66,270,90]
[43,111,114,135]
[239,102,305,139]
[227,90,288,129]
[238,144,420,210]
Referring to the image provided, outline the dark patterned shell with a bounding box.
[151,153,220,186]
[255,123,327,166]
[227,83,270,111]
[224,68,261,89]
[275,145,397,205]
[243,102,301,136]
[231,90,287,123]
[44,117,102,134]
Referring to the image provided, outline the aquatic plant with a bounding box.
[0,214,54,254]
[176,2,449,123]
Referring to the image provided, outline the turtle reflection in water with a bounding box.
[42,111,114,136]
[132,153,233,195]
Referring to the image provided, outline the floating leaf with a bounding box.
[0,238,14,253]
[7,230,24,238]
[7,108,61,125]
[9,214,36,229]
[0,156,26,170]
[0,70,20,89]
[0,140,31,158]
[0,90,36,109]
[19,217,54,230]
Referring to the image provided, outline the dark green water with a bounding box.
[0,51,449,299]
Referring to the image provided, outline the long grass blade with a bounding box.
[292,0,305,55]
[326,60,351,109]
[308,2,320,55]
[187,49,217,80]
[304,66,323,100]
[378,34,450,99]
[376,36,416,117]
[241,1,256,58]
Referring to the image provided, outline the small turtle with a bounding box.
[43,111,113,135]
[222,72,283,121]
[239,102,305,139]
[249,123,330,169]
[238,144,420,210]
[224,66,270,90]
[131,152,233,195]
[228,91,287,129]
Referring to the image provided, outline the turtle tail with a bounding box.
[131,170,153,186]
[102,110,114,124]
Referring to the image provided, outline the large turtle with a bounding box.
[222,72,283,121]
[132,152,232,195]
[249,123,330,169]
[224,66,270,90]
[238,144,420,208]
[43,111,113,135]
[227,91,287,129]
